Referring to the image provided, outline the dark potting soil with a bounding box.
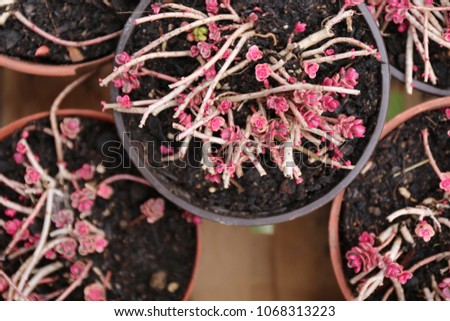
[119,0,384,218]
[0,116,197,301]
[383,23,450,91]
[0,0,139,64]
[339,109,450,300]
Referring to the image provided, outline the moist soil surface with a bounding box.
[383,22,450,91]
[0,0,139,64]
[339,109,450,300]
[0,116,197,301]
[119,0,384,219]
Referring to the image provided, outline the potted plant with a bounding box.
[0,74,200,301]
[330,97,450,300]
[100,0,390,225]
[366,0,450,95]
[0,0,138,76]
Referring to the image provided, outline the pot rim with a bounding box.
[0,54,113,77]
[329,96,450,300]
[0,109,200,301]
[390,65,450,97]
[112,2,390,226]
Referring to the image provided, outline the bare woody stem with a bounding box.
[386,207,436,222]
[98,174,151,188]
[0,270,28,301]
[13,11,122,48]
[421,128,444,178]
[22,262,64,298]
[0,196,33,215]
[134,12,205,25]
[50,72,95,164]
[0,174,26,196]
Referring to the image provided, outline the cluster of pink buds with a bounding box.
[384,0,410,24]
[346,232,378,273]
[140,198,165,224]
[70,188,96,212]
[51,209,75,228]
[334,115,366,139]
[110,52,141,94]
[78,234,108,256]
[24,167,41,185]
[55,238,77,259]
[84,283,106,301]
[439,278,450,299]
[380,259,412,284]
[70,261,87,280]
[75,164,95,181]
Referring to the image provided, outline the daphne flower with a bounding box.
[246,45,263,61]
[255,63,272,82]
[414,220,435,242]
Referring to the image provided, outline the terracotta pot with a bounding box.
[0,54,113,77]
[390,66,450,97]
[0,109,200,301]
[329,96,450,300]
[112,1,391,226]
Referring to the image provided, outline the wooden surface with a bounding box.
[0,65,430,301]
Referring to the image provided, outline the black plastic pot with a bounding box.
[390,66,450,97]
[112,1,390,226]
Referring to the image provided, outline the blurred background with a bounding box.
[0,65,434,300]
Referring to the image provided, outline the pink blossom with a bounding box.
[190,45,200,57]
[97,184,114,200]
[384,262,403,278]
[439,278,450,299]
[176,110,193,128]
[248,12,259,22]
[220,126,241,142]
[397,271,413,285]
[0,276,9,293]
[335,115,366,139]
[346,242,379,274]
[444,28,450,42]
[267,95,289,114]
[3,219,22,235]
[209,23,221,42]
[16,142,27,154]
[160,145,174,156]
[75,164,95,180]
[84,283,106,301]
[74,221,91,237]
[322,95,340,112]
[303,111,321,129]
[197,41,213,59]
[55,238,77,259]
[293,90,322,108]
[13,152,25,164]
[446,108,450,119]
[294,22,307,33]
[94,235,108,253]
[116,95,132,109]
[206,0,219,14]
[51,209,75,229]
[414,220,435,242]
[140,198,165,224]
[70,261,86,280]
[385,0,410,24]
[151,4,161,14]
[269,121,289,140]
[115,52,131,65]
[209,116,225,132]
[441,176,450,193]
[204,65,217,80]
[255,63,272,82]
[4,208,17,218]
[24,167,41,185]
[246,45,263,61]
[358,231,376,246]
[303,61,320,79]
[205,173,222,184]
[218,100,233,114]
[182,211,202,224]
[78,235,95,256]
[250,112,269,133]
[60,118,81,139]
[221,49,232,60]
[325,49,335,56]
[45,250,57,260]
[71,188,96,212]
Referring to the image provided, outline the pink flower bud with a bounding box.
[346,241,378,274]
[3,219,22,235]
[51,209,75,229]
[116,95,132,109]
[140,198,165,224]
[303,111,321,129]
[358,231,376,246]
[250,112,269,133]
[220,126,241,142]
[255,63,272,82]
[13,152,25,164]
[115,52,131,65]
[35,45,50,57]
[182,211,202,224]
[218,100,233,114]
[209,23,221,42]
[414,220,435,242]
[71,188,96,212]
[70,261,86,280]
[16,142,27,154]
[197,41,213,59]
[246,45,263,61]
[97,184,114,200]
[385,262,403,278]
[84,283,106,301]
[190,45,200,57]
[446,108,450,120]
[5,208,17,218]
[248,12,259,22]
[75,164,95,181]
[74,221,91,237]
[151,4,161,14]
[303,61,320,79]
[45,250,57,260]
[160,145,174,156]
[205,173,222,184]
[204,65,217,80]
[397,271,413,285]
[209,116,226,132]
[322,95,340,112]
[55,238,77,259]
[94,235,108,253]
[294,22,306,33]
[267,95,289,114]
[439,278,450,299]
[60,118,81,140]
[440,177,450,193]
